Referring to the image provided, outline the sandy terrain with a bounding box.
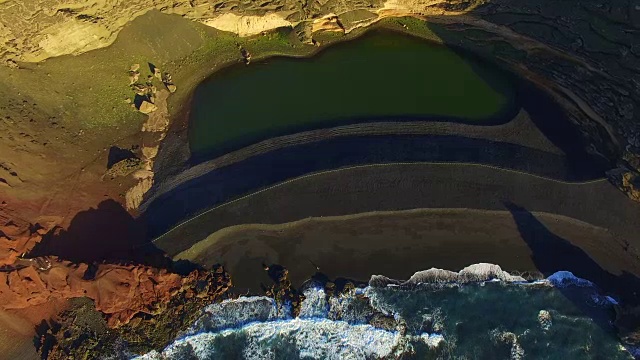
[0,310,39,359]
[176,208,640,292]
[152,163,640,258]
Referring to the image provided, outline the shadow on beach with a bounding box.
[504,201,640,346]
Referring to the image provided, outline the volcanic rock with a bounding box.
[0,212,58,267]
[138,101,157,114]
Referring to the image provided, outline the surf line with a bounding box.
[147,161,606,245]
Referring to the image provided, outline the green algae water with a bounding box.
[189,31,515,156]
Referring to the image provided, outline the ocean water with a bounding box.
[134,264,637,360]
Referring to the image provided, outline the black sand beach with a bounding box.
[142,135,608,241]
[175,208,640,293]
[145,108,562,208]
[150,162,639,258]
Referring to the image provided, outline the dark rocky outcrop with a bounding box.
[34,266,231,358]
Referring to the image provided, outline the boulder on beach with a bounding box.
[139,101,158,114]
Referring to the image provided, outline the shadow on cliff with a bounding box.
[107,146,137,169]
[425,21,617,168]
[504,201,640,344]
[29,199,171,268]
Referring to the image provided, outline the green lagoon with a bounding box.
[189,30,516,156]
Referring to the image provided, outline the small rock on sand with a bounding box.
[139,101,157,114]
[5,59,18,69]
[142,145,159,160]
[132,169,154,180]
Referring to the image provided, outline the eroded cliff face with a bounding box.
[0,0,349,62]
[2,260,178,326]
[0,259,231,326]
[28,267,232,358]
[0,208,58,267]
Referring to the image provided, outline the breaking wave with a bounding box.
[134,264,634,360]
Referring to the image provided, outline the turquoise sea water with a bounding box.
[135,265,637,360]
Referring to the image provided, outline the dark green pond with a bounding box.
[189,31,516,156]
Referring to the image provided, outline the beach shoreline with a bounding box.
[175,207,640,293]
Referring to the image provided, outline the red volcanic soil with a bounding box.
[0,259,184,327]
[0,95,183,352]
[0,184,182,326]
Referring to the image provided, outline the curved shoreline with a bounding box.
[147,25,609,222]
[173,207,639,293]
[187,29,520,159]
[150,18,611,207]
[145,162,640,260]
[143,109,563,210]
[152,162,608,246]
[142,133,608,242]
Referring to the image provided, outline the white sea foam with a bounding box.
[370,264,608,290]
[419,333,445,348]
[537,310,552,331]
[299,287,329,319]
[133,350,160,360]
[606,296,619,305]
[189,296,288,334]
[135,319,406,360]
[133,263,627,360]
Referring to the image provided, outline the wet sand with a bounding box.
[175,208,640,293]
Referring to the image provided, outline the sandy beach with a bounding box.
[151,162,638,255]
[175,208,640,293]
